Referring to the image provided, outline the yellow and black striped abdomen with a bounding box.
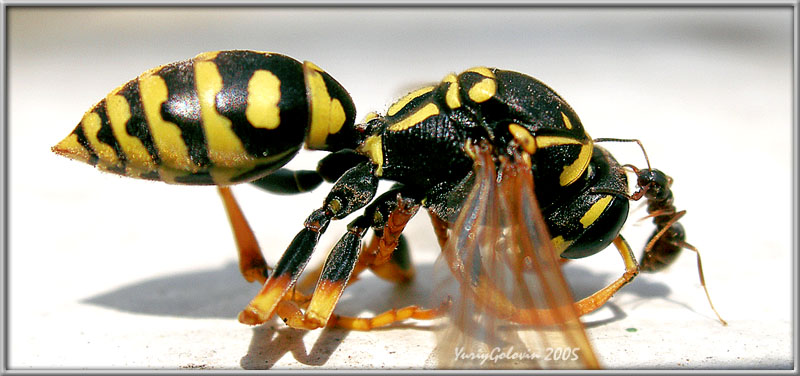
[53,50,356,185]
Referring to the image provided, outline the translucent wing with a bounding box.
[431,141,598,369]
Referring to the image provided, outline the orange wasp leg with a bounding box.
[429,211,639,325]
[502,235,638,325]
[217,187,270,284]
[571,235,639,316]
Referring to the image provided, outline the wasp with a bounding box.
[53,50,724,369]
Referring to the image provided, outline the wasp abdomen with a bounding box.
[53,50,356,185]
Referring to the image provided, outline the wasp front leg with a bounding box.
[237,162,379,326]
[279,187,426,330]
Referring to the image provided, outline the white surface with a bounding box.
[5,6,794,370]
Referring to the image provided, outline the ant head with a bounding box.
[637,169,672,201]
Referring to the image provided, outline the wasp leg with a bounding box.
[430,210,639,325]
[218,187,270,284]
[570,235,639,317]
[369,235,415,283]
[280,215,370,329]
[279,189,422,329]
[296,187,419,291]
[249,169,324,194]
[328,297,452,331]
[489,235,638,325]
[359,187,420,283]
[238,162,379,326]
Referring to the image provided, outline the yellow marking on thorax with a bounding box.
[466,67,495,78]
[304,61,347,149]
[245,70,281,129]
[580,195,613,228]
[80,111,120,167]
[106,94,157,173]
[362,111,379,123]
[559,141,593,186]
[386,103,440,132]
[358,135,384,176]
[468,78,496,103]
[442,74,461,109]
[195,60,249,167]
[561,111,573,129]
[535,135,593,186]
[387,86,435,116]
[508,123,536,154]
[534,135,582,148]
[551,235,574,257]
[138,72,195,178]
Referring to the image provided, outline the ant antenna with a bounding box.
[593,138,652,171]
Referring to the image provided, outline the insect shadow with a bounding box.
[82,257,673,367]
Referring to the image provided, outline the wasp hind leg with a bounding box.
[218,187,270,284]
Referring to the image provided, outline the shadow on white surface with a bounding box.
[77,258,682,368]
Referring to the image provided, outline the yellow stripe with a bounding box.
[304,61,346,149]
[138,72,195,179]
[387,86,435,116]
[443,74,461,109]
[580,195,613,228]
[196,60,248,167]
[81,111,119,167]
[559,141,593,186]
[358,135,384,176]
[245,69,281,129]
[535,135,582,148]
[106,93,157,174]
[387,103,440,132]
[466,67,495,78]
[561,111,573,129]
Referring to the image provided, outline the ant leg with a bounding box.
[642,210,727,325]
[217,187,269,284]
[238,162,379,326]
